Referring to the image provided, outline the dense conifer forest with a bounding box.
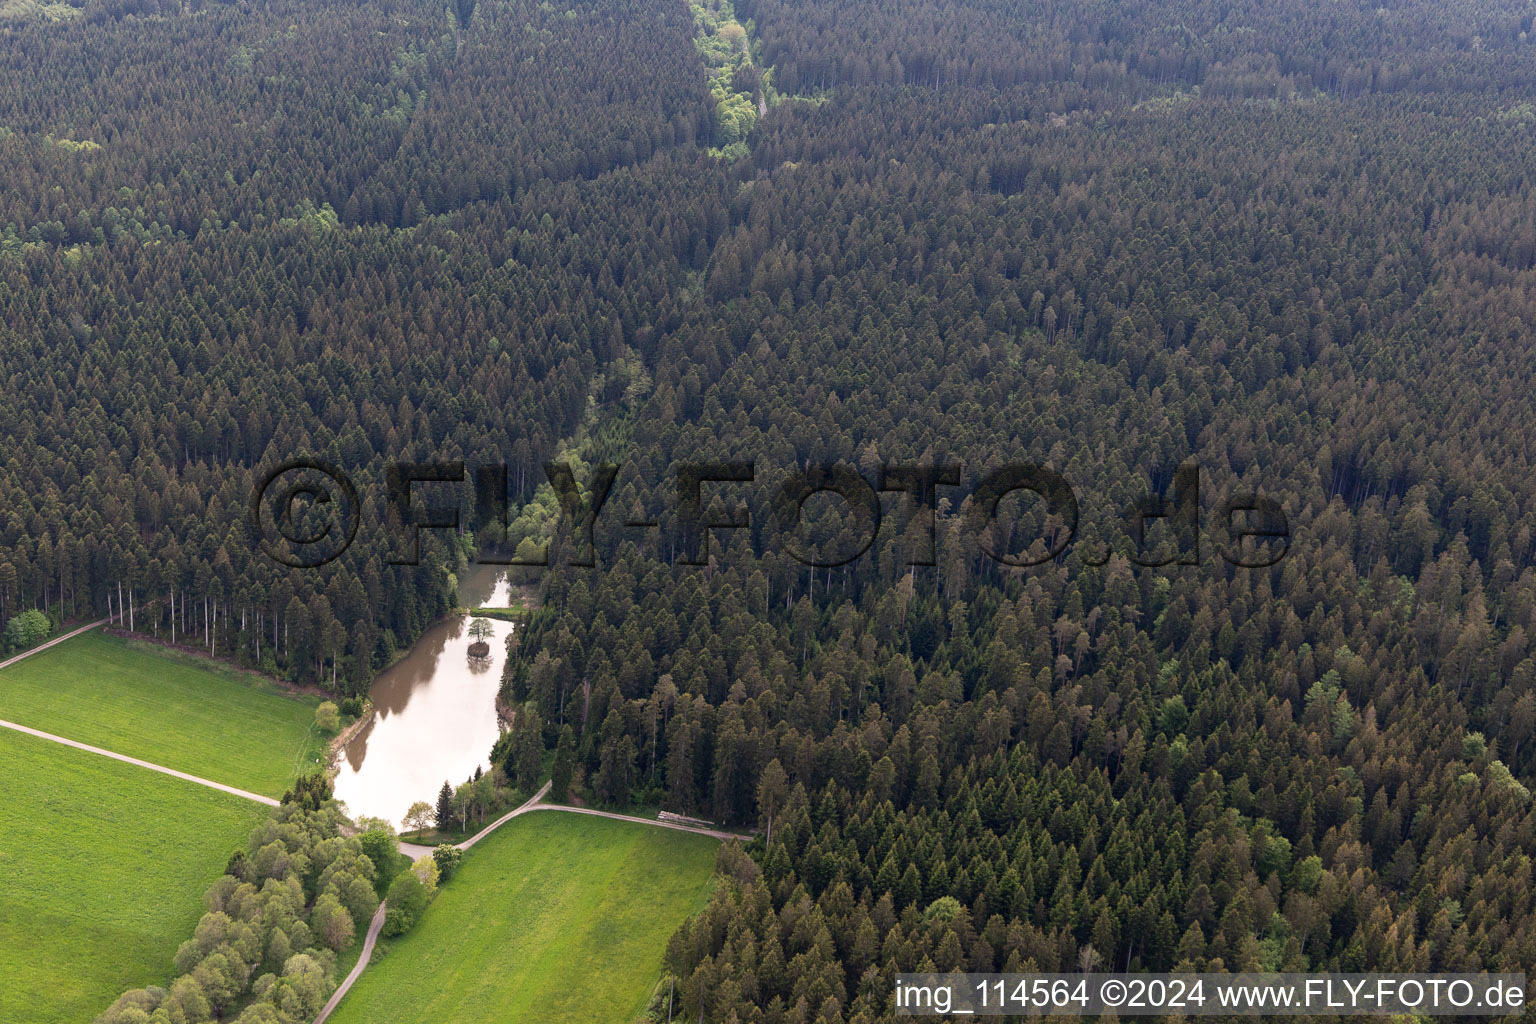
[7,0,1536,1019]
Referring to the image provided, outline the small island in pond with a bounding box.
[467,618,493,662]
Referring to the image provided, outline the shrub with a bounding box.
[358,829,407,899]
[410,854,439,892]
[382,870,431,937]
[315,701,340,733]
[2,609,50,652]
[432,844,462,883]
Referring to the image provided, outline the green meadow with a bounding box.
[0,631,325,796]
[328,811,719,1024]
[0,727,268,1024]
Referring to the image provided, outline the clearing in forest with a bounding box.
[327,811,719,1024]
[0,631,326,797]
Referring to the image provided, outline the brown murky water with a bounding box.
[456,562,522,609]
[331,566,519,827]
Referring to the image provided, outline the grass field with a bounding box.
[0,727,268,1024]
[0,631,326,797]
[329,812,719,1024]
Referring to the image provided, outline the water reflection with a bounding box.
[332,612,516,827]
[457,563,523,609]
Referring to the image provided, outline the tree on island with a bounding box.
[467,617,493,660]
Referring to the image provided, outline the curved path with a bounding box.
[313,902,387,1024]
[455,780,552,850]
[395,837,435,859]
[313,784,751,1024]
[391,780,553,859]
[313,782,549,1023]
[395,785,748,855]
[1,621,747,1023]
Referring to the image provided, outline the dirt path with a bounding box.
[5,620,747,1023]
[522,804,752,842]
[0,619,285,806]
[393,779,552,857]
[396,783,749,855]
[313,902,388,1024]
[0,617,108,672]
[396,837,435,859]
[311,783,751,1023]
[312,782,551,1023]
[0,718,281,806]
[455,780,553,851]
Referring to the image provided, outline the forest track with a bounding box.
[0,619,287,806]
[0,717,281,806]
[312,782,750,1023]
[521,804,752,843]
[313,783,550,1023]
[313,902,388,1024]
[454,779,553,850]
[7,624,746,1023]
[0,616,109,672]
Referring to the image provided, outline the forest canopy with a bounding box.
[6,0,1536,1020]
